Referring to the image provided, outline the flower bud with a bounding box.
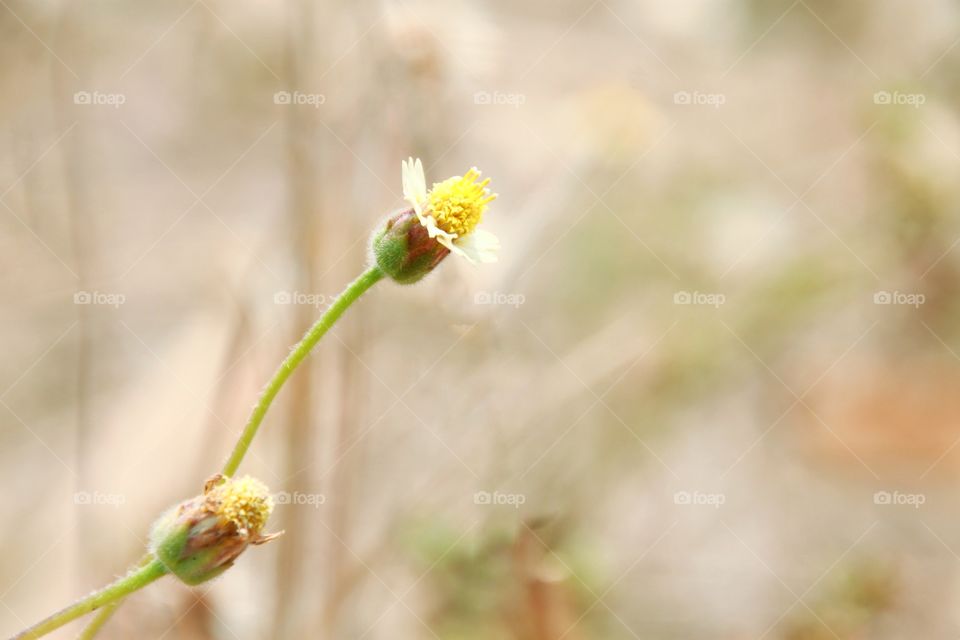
[371,208,450,284]
[149,474,281,586]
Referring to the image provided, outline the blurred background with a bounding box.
[3,0,960,638]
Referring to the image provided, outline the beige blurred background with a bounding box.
[3,0,960,638]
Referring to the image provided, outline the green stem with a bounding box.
[75,553,155,639]
[76,600,121,640]
[14,267,383,640]
[12,559,166,639]
[221,265,383,476]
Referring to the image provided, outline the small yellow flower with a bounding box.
[402,157,500,264]
[206,475,273,536]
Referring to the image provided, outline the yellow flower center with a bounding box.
[210,476,273,534]
[426,168,496,237]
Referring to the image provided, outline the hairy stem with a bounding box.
[75,600,121,640]
[221,265,383,476]
[75,552,155,639]
[15,267,383,640]
[12,559,166,639]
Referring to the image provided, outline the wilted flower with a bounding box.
[150,474,281,586]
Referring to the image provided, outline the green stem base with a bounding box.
[14,265,384,639]
[12,559,166,639]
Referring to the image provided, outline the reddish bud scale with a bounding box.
[149,475,279,586]
[372,208,450,284]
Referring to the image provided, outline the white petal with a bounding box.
[437,233,468,259]
[401,157,427,209]
[454,229,499,264]
[419,212,458,244]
